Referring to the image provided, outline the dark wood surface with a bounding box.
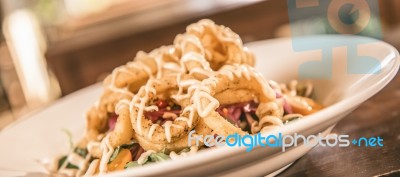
[278,72,400,177]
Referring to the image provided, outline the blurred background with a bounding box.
[0,0,399,129]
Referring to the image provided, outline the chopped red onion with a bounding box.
[108,114,118,131]
[283,98,293,114]
[144,99,182,124]
[217,101,259,128]
[133,146,145,161]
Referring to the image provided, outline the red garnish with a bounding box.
[108,113,118,131]
[155,100,168,108]
[128,143,146,161]
[133,147,145,161]
[217,101,259,131]
[144,100,182,125]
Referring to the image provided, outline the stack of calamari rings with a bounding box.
[60,19,322,176]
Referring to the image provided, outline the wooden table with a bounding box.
[278,72,400,177]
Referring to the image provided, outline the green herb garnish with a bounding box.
[124,161,141,169]
[74,147,88,158]
[108,146,121,163]
[124,152,170,169]
[120,141,136,149]
[108,141,137,163]
[58,156,79,169]
[149,153,170,162]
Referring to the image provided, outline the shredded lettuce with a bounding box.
[124,161,140,169]
[141,155,149,165]
[149,153,170,162]
[74,147,88,158]
[124,152,170,169]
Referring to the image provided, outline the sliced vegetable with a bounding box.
[107,149,132,172]
[124,161,141,169]
[108,113,118,131]
[144,99,182,125]
[109,146,121,163]
[120,141,136,149]
[124,152,170,169]
[133,147,145,161]
[217,101,259,131]
[149,153,170,162]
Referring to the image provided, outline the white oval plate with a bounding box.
[0,35,398,177]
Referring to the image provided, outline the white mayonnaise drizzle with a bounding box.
[58,149,92,177]
[87,141,101,156]
[98,135,114,174]
[84,159,99,176]
[137,150,156,165]
[178,34,205,55]
[131,45,214,142]
[130,79,157,136]
[162,121,184,142]
[147,124,159,140]
[192,65,277,118]
[107,66,135,97]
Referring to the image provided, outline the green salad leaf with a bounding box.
[109,141,138,163]
[108,146,121,163]
[149,153,170,162]
[120,141,136,149]
[74,147,88,158]
[58,156,79,169]
[124,161,141,169]
[124,152,170,169]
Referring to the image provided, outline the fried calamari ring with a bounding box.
[130,75,199,144]
[174,34,213,80]
[107,100,134,147]
[193,64,280,136]
[84,19,259,153]
[87,19,258,134]
[84,46,182,139]
[134,118,212,153]
[186,19,255,70]
[100,46,182,113]
[83,100,135,159]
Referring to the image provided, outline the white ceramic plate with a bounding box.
[0,35,398,177]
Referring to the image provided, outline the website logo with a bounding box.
[188,130,383,152]
[287,0,382,79]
